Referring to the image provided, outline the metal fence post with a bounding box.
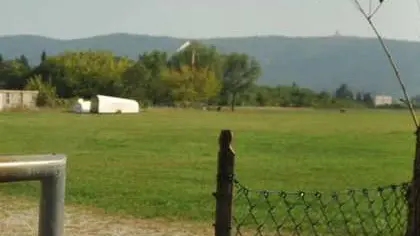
[214,130,235,236]
[39,163,66,236]
[0,154,67,236]
[406,127,420,236]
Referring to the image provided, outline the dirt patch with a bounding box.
[0,195,212,236]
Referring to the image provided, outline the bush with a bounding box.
[24,75,59,107]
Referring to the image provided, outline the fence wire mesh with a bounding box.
[233,179,410,236]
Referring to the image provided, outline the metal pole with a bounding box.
[39,165,66,236]
[0,154,67,236]
[214,130,235,236]
[406,128,420,236]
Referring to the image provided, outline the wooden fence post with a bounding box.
[406,127,420,236]
[214,130,235,236]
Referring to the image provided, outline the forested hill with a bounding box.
[1,33,419,97]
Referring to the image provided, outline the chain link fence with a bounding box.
[232,179,410,236]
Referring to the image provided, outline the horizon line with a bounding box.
[0,32,418,43]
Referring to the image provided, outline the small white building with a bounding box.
[0,90,39,111]
[374,95,393,107]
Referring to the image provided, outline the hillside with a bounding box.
[1,33,419,97]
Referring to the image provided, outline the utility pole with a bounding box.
[191,48,196,68]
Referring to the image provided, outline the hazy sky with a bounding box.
[1,0,419,41]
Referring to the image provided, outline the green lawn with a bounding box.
[0,108,415,223]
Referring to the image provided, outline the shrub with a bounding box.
[24,75,59,107]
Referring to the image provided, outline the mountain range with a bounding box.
[1,33,419,98]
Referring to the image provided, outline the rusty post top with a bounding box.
[0,154,66,182]
[0,154,66,167]
[219,130,233,149]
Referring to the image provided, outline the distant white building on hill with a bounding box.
[374,95,393,107]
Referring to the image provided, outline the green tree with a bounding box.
[191,67,221,103]
[140,50,168,76]
[335,84,353,100]
[256,91,269,106]
[19,54,30,69]
[161,65,221,105]
[138,51,171,104]
[170,42,217,67]
[28,59,68,96]
[0,59,30,89]
[314,91,332,106]
[30,51,134,98]
[221,53,261,111]
[169,42,224,84]
[121,62,152,103]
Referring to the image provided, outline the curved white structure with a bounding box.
[72,98,91,113]
[91,95,140,114]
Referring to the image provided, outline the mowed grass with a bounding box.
[0,108,415,222]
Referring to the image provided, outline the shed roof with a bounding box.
[0,90,39,94]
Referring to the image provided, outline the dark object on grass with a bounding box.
[340,108,347,113]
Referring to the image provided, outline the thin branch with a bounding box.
[352,0,419,127]
[369,3,383,19]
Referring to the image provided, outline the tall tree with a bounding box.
[140,50,168,76]
[169,42,223,78]
[138,50,171,104]
[18,54,30,70]
[161,65,221,105]
[0,59,30,89]
[256,91,268,106]
[41,50,47,63]
[121,61,153,103]
[335,84,353,100]
[221,53,261,111]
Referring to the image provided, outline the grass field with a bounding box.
[0,108,415,223]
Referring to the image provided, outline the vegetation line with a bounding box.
[0,42,383,111]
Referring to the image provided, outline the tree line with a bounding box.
[0,42,377,110]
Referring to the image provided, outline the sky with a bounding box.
[1,0,419,41]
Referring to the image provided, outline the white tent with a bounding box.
[72,98,91,113]
[90,95,140,114]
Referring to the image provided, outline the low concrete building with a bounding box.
[0,90,39,111]
[374,95,393,107]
